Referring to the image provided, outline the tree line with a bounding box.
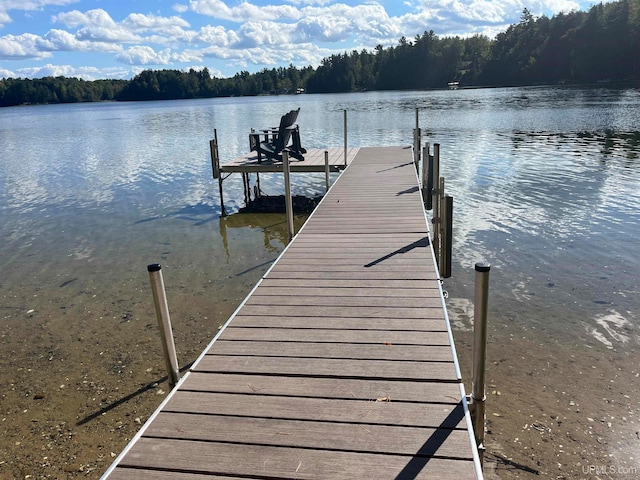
[1,0,638,107]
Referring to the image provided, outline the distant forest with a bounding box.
[1,0,638,107]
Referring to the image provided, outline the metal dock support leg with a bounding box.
[421,143,430,204]
[343,109,348,167]
[431,144,441,266]
[210,130,227,217]
[325,150,331,192]
[441,194,453,278]
[425,149,434,211]
[147,264,181,388]
[471,262,491,468]
[414,108,421,169]
[283,150,295,242]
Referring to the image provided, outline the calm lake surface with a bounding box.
[2,87,638,346]
[1,86,640,477]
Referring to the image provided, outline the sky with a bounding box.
[0,0,602,81]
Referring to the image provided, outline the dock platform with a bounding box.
[103,146,482,479]
[217,146,360,174]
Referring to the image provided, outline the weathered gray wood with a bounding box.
[218,327,451,344]
[193,355,458,381]
[209,340,455,361]
[291,234,429,244]
[244,295,442,308]
[267,263,431,272]
[264,270,439,280]
[229,315,447,331]
[117,438,477,478]
[237,304,445,318]
[178,372,462,403]
[106,471,245,480]
[253,285,437,298]
[163,391,466,428]
[258,278,439,289]
[219,147,360,174]
[145,413,474,458]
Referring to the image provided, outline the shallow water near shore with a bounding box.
[1,87,640,478]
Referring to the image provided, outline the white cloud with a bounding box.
[0,11,12,28]
[411,0,581,35]
[117,45,173,65]
[53,9,141,43]
[75,26,140,43]
[171,49,204,63]
[2,0,78,9]
[294,15,352,42]
[44,28,123,52]
[122,13,191,32]
[0,33,53,59]
[186,0,300,22]
[1,63,131,80]
[0,67,16,78]
[284,0,332,5]
[197,25,239,46]
[0,0,79,28]
[299,3,402,45]
[53,8,116,28]
[237,21,290,48]
[172,4,189,14]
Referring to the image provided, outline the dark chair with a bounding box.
[249,108,306,163]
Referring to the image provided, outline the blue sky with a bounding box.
[0,0,601,80]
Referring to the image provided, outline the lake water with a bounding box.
[1,86,639,477]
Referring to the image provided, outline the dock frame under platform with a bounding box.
[210,139,360,215]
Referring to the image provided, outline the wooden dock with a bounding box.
[103,146,483,479]
[217,146,360,174]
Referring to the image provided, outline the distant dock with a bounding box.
[102,145,483,479]
[210,143,360,214]
[216,146,359,174]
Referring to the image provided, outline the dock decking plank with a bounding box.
[252,285,437,297]
[237,304,445,318]
[178,372,463,403]
[218,327,451,344]
[229,315,447,331]
[244,294,442,308]
[144,413,474,458]
[193,355,459,382]
[102,146,481,479]
[162,391,467,428]
[208,340,455,361]
[114,438,476,479]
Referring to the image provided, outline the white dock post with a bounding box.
[147,264,180,387]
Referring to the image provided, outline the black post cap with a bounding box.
[475,262,491,272]
[147,263,162,272]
